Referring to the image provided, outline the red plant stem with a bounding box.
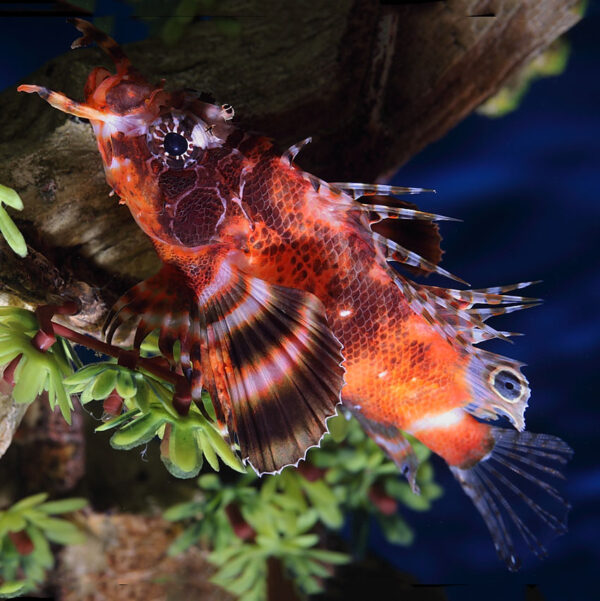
[51,322,187,388]
[224,503,256,542]
[8,530,34,555]
[2,354,22,386]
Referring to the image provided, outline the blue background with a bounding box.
[1,2,598,600]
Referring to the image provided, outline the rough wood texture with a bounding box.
[0,0,581,335]
[56,513,234,601]
[0,381,29,459]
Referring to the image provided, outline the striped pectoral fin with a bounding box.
[200,266,345,475]
[450,427,573,571]
[104,264,193,366]
[353,412,420,493]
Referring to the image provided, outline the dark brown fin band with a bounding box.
[199,266,345,475]
[367,196,445,278]
[451,428,573,571]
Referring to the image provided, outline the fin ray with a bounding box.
[281,137,312,165]
[451,428,572,571]
[374,232,467,284]
[331,182,435,197]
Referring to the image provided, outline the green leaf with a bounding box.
[305,558,334,578]
[133,375,151,413]
[399,491,431,512]
[91,369,117,400]
[110,412,166,450]
[0,205,26,258]
[305,548,350,564]
[292,534,319,548]
[226,560,263,596]
[10,493,49,511]
[295,509,318,533]
[0,581,26,597]
[343,451,368,472]
[259,475,278,502]
[211,551,255,581]
[11,355,44,404]
[197,474,220,491]
[163,501,204,522]
[0,512,26,536]
[0,185,23,210]
[26,526,53,569]
[115,369,136,398]
[166,521,204,556]
[421,482,443,501]
[198,430,220,471]
[28,517,85,545]
[95,409,140,432]
[63,363,108,387]
[43,525,86,546]
[300,480,343,529]
[384,478,410,500]
[0,307,38,332]
[327,412,350,443]
[50,364,73,424]
[200,422,245,472]
[37,498,87,514]
[377,514,414,545]
[163,425,202,478]
[208,544,245,566]
[79,379,97,404]
[417,461,434,484]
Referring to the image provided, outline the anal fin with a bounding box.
[353,411,420,493]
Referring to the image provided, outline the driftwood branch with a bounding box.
[0,0,581,334]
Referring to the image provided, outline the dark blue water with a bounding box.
[1,3,598,600]
[378,6,600,601]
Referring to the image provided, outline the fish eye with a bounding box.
[491,368,524,402]
[147,111,201,168]
[163,132,188,156]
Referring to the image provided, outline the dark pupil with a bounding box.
[494,370,521,400]
[164,132,188,156]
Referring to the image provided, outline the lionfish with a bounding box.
[19,19,572,570]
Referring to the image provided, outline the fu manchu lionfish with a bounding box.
[19,19,572,570]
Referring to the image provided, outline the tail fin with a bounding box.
[450,427,573,571]
[465,348,530,431]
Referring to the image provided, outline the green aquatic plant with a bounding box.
[0,299,443,599]
[0,494,86,598]
[163,411,443,600]
[0,305,243,479]
[0,185,27,258]
[0,308,74,423]
[478,38,571,118]
[0,204,442,599]
[310,416,443,548]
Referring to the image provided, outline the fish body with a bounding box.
[19,20,572,570]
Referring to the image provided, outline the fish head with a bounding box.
[18,18,243,249]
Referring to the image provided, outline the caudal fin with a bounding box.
[450,427,573,571]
